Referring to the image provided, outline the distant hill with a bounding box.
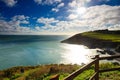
[61,30,120,49]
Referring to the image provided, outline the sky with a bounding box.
[0,0,120,35]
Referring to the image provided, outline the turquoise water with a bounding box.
[0,35,97,70]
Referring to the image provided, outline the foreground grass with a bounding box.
[81,32,120,42]
[0,62,120,80]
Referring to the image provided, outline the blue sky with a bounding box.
[0,0,120,35]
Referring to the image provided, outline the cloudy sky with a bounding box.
[0,0,120,35]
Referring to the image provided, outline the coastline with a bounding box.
[61,30,120,62]
[61,30,120,50]
[61,34,120,49]
[0,30,120,79]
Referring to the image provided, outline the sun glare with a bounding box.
[62,44,91,65]
[76,7,86,15]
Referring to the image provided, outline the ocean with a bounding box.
[0,35,97,70]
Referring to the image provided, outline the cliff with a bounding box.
[61,30,120,49]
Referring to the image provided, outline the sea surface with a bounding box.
[0,35,98,70]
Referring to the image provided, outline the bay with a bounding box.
[0,35,97,70]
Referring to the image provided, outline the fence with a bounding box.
[50,54,120,80]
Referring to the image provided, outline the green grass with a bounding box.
[81,32,120,42]
[0,63,120,80]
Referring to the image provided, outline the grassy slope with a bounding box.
[81,32,120,42]
[0,63,120,80]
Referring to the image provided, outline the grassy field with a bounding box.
[81,32,120,42]
[0,63,120,80]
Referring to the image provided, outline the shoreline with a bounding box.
[61,34,120,49]
[61,30,120,49]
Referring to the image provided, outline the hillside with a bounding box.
[61,30,120,49]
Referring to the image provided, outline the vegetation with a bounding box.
[81,32,120,42]
[62,30,120,49]
[0,63,120,80]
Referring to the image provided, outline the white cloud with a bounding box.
[108,24,120,30]
[34,0,62,5]
[11,15,29,21]
[52,8,59,12]
[66,5,120,29]
[44,0,62,5]
[99,0,110,2]
[1,4,120,35]
[34,0,64,12]
[68,0,91,8]
[34,0,42,4]
[0,20,31,33]
[37,17,59,24]
[1,0,17,7]
[67,14,78,20]
[0,15,31,33]
[81,5,120,26]
[68,1,76,8]
[35,26,41,31]
[35,17,91,34]
[57,3,64,8]
[20,20,29,24]
[52,2,64,12]
[11,15,29,25]
[36,5,120,34]
[55,0,62,2]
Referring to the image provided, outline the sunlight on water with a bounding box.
[62,44,93,65]
[0,35,99,70]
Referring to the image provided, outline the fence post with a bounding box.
[95,55,99,80]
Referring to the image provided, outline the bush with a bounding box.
[11,73,21,79]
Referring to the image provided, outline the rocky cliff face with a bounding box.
[61,30,120,49]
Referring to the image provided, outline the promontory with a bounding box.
[61,29,120,49]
